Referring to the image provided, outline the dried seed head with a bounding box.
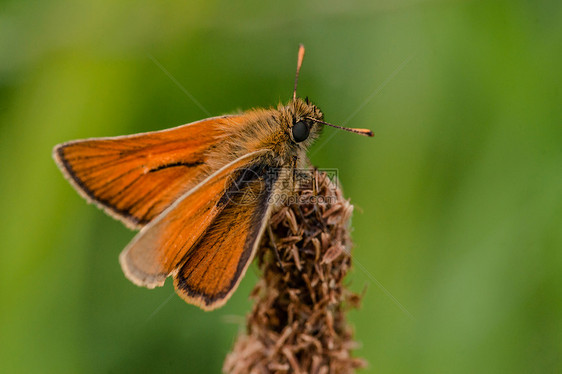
[224,172,366,373]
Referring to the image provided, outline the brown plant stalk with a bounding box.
[224,171,365,373]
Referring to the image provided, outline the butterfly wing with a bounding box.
[53,115,244,229]
[173,160,279,310]
[119,150,276,301]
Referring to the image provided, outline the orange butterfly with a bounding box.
[53,45,373,310]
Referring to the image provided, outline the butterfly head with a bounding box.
[287,45,373,146]
[224,45,373,166]
[282,96,324,147]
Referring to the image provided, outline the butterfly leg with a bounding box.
[268,224,285,272]
[312,167,319,196]
[312,168,325,223]
[291,155,298,192]
[293,203,310,230]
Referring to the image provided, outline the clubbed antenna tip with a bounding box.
[293,44,306,101]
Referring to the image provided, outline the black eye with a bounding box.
[292,121,309,143]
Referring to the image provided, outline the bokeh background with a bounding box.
[1,0,561,372]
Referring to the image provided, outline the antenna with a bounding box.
[293,44,305,101]
[306,117,374,137]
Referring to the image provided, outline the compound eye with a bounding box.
[292,121,309,143]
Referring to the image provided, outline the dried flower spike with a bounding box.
[224,171,366,374]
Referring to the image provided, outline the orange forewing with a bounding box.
[119,150,272,295]
[53,115,244,229]
[173,161,278,310]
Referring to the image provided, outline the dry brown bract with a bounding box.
[224,171,366,374]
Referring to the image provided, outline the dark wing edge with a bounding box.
[172,161,279,310]
[118,149,272,290]
[52,115,237,229]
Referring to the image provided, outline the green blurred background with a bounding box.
[1,0,561,372]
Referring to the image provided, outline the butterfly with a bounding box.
[53,45,373,310]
